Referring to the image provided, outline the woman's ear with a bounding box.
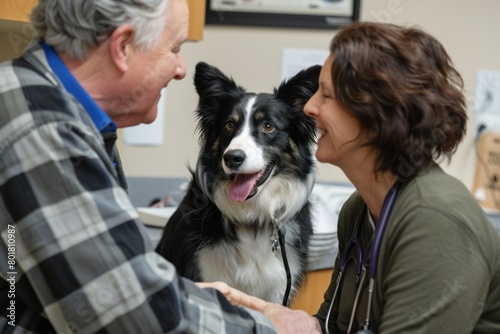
[108,24,135,73]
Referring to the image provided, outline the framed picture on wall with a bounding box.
[205,0,361,30]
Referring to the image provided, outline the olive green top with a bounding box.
[315,165,500,333]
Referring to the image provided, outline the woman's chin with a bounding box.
[315,151,329,164]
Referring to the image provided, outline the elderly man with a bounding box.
[0,0,320,333]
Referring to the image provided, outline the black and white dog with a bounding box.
[156,62,320,304]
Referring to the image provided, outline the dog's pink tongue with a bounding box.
[229,173,258,202]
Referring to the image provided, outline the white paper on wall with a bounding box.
[475,69,500,135]
[281,47,329,81]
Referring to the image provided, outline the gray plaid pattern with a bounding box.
[0,41,276,334]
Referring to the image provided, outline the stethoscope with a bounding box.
[325,180,402,334]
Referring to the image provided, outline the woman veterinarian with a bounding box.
[303,22,500,333]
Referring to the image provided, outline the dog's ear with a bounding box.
[193,62,246,142]
[194,62,245,104]
[275,65,321,143]
[275,65,321,110]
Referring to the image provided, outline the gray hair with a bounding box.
[31,0,169,60]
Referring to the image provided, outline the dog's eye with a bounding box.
[225,121,235,132]
[262,122,275,133]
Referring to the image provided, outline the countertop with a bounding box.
[128,176,500,272]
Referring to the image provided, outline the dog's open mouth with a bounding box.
[229,162,275,202]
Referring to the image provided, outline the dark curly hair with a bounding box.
[330,22,467,179]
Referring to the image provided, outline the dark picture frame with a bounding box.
[205,0,361,30]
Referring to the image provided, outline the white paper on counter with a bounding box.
[136,206,177,227]
[310,183,355,234]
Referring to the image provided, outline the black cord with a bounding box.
[278,227,292,307]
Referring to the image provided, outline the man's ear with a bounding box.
[108,24,135,73]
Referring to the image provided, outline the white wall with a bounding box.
[118,0,500,189]
[2,1,497,189]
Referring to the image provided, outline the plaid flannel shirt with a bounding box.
[0,41,276,334]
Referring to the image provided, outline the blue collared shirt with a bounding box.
[40,42,116,133]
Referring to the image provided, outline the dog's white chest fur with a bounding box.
[155,62,321,305]
[197,228,297,303]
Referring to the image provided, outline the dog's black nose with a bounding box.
[224,149,246,169]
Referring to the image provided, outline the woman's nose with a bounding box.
[304,93,318,117]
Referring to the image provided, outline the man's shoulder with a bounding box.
[0,47,98,157]
[0,44,92,131]
[0,44,63,118]
[0,40,55,86]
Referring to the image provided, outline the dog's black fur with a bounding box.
[156,62,320,304]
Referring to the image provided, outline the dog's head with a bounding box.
[193,62,320,220]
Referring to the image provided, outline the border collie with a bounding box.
[156,62,320,304]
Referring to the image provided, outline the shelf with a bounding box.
[0,0,205,41]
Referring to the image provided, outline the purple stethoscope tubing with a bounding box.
[338,209,364,275]
[368,180,401,279]
[325,179,402,334]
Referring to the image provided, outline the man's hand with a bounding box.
[196,282,321,334]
